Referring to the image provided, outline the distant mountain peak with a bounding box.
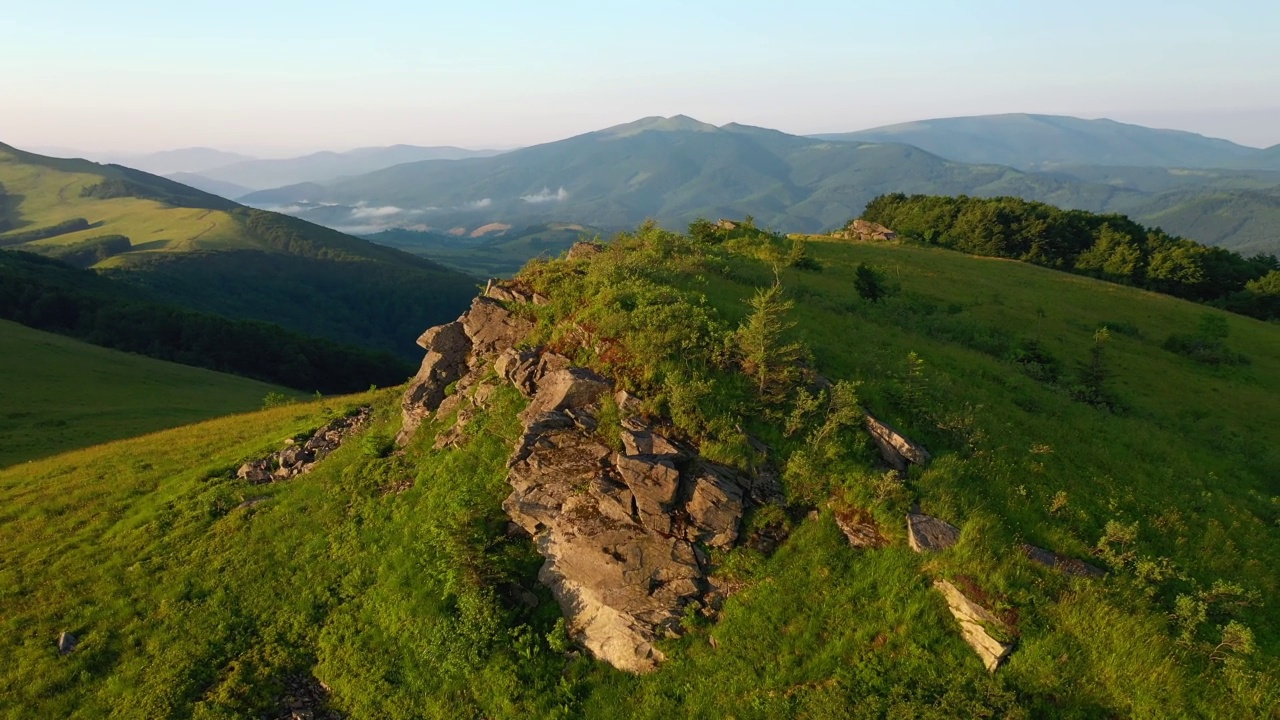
[601,115,719,138]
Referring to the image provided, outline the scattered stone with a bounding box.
[57,631,77,655]
[933,579,1015,671]
[907,513,960,552]
[864,412,931,472]
[833,504,888,549]
[620,424,686,459]
[273,673,340,720]
[238,409,371,484]
[1020,544,1106,578]
[236,459,273,484]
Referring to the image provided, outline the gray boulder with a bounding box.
[1020,544,1106,578]
[57,631,77,655]
[907,513,960,552]
[864,412,931,472]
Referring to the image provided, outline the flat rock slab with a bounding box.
[833,505,888,549]
[1020,544,1106,578]
[864,412,931,472]
[934,579,1015,671]
[907,513,960,552]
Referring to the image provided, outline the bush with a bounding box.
[1163,314,1250,366]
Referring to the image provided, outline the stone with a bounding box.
[236,459,273,484]
[1019,544,1106,578]
[399,321,472,443]
[521,367,611,421]
[907,513,960,552]
[933,579,1015,671]
[567,241,603,260]
[684,462,746,549]
[461,296,535,357]
[864,412,931,472]
[57,631,77,655]
[833,504,888,549]
[235,496,269,511]
[279,445,314,468]
[616,454,681,534]
[620,425,686,459]
[615,389,644,415]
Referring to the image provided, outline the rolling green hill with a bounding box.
[813,113,1276,171]
[1129,188,1280,257]
[1,224,1276,717]
[237,116,1280,257]
[0,318,295,467]
[0,142,479,357]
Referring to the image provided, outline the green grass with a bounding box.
[1,228,1277,717]
[0,319,296,467]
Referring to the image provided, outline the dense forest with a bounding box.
[859,194,1280,320]
[0,251,413,393]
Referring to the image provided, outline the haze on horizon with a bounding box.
[3,0,1278,155]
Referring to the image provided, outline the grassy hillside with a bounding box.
[0,319,294,467]
[0,142,479,357]
[1,225,1276,717]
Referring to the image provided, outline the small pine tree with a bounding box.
[853,263,886,302]
[736,282,806,404]
[1073,327,1116,409]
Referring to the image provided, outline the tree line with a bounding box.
[859,194,1280,320]
[0,251,413,393]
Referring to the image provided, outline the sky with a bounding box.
[2,0,1278,155]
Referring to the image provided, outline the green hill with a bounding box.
[813,113,1275,171]
[0,318,295,467]
[0,142,479,357]
[1,224,1276,717]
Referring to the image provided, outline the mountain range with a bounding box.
[229,115,1280,257]
[811,113,1280,171]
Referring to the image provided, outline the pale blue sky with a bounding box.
[2,0,1278,154]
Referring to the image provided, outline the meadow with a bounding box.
[0,319,294,466]
[0,226,1276,718]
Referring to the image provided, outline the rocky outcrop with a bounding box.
[1020,543,1105,578]
[566,241,604,260]
[864,412,931,473]
[237,408,371,484]
[837,219,898,242]
[398,287,536,444]
[933,579,1015,672]
[504,373,757,672]
[401,280,769,673]
[907,513,960,552]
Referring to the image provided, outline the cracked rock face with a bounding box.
[401,281,771,673]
